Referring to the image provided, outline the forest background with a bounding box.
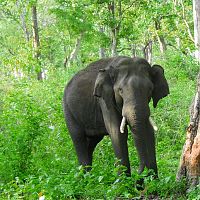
[0,0,200,199]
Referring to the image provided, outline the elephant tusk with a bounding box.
[120,116,126,133]
[149,117,158,131]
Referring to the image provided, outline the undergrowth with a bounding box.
[0,51,199,199]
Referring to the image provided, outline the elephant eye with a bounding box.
[118,88,123,94]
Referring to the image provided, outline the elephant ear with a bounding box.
[151,65,169,108]
[93,67,115,108]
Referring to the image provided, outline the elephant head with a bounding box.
[93,57,169,175]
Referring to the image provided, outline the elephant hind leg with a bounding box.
[72,133,92,170]
[87,136,104,165]
[65,109,91,170]
[72,135,104,171]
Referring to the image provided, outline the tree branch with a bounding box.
[180,0,195,43]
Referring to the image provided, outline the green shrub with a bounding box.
[0,51,199,199]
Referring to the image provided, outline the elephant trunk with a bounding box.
[122,102,158,175]
[132,123,158,175]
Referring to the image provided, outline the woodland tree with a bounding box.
[177,74,200,188]
[0,0,195,74]
[32,3,43,80]
[176,0,200,189]
[193,0,200,61]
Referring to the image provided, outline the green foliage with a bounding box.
[0,51,199,199]
[0,0,199,199]
[0,0,195,75]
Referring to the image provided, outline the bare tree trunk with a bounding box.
[175,37,181,49]
[64,33,83,68]
[16,0,30,41]
[32,5,43,80]
[155,20,167,54]
[21,9,30,42]
[143,41,153,64]
[177,73,200,188]
[111,29,118,57]
[63,46,68,68]
[99,27,106,58]
[63,56,68,69]
[193,0,200,61]
[99,47,106,58]
[68,34,82,62]
[32,6,40,57]
[130,44,137,58]
[173,2,181,50]
[108,0,122,57]
[158,36,166,53]
[110,0,117,57]
[180,0,195,44]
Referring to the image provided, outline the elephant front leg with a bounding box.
[110,130,131,175]
[100,100,131,175]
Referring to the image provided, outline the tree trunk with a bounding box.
[143,41,153,64]
[175,37,181,49]
[108,0,122,57]
[64,33,83,68]
[180,0,195,44]
[21,9,30,42]
[32,5,43,80]
[16,0,30,41]
[193,0,200,61]
[111,29,118,57]
[155,20,167,53]
[99,47,106,58]
[99,27,106,58]
[63,56,68,69]
[130,44,137,58]
[110,0,118,57]
[158,36,167,53]
[177,73,200,188]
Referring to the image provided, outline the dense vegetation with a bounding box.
[0,51,199,199]
[0,0,200,199]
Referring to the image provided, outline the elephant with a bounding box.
[63,56,169,176]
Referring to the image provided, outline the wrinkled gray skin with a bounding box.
[63,56,169,176]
